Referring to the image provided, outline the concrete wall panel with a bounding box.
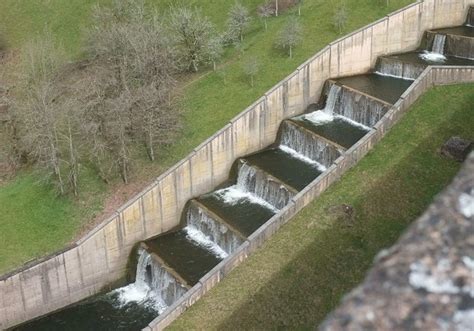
[102,217,124,273]
[142,188,162,236]
[308,48,331,100]
[231,100,264,158]
[210,126,234,184]
[286,72,303,116]
[158,173,179,232]
[371,19,389,62]
[263,86,285,146]
[174,160,193,214]
[121,201,144,245]
[189,145,213,196]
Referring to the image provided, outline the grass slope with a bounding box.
[0,168,106,274]
[1,0,413,274]
[169,84,474,330]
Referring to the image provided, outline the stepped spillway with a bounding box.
[376,23,474,80]
[15,8,474,331]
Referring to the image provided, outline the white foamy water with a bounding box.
[419,50,447,62]
[215,186,278,212]
[304,110,333,124]
[184,225,229,259]
[336,114,371,131]
[186,204,242,255]
[113,249,186,313]
[279,145,327,172]
[304,110,371,131]
[374,70,416,81]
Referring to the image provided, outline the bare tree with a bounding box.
[83,0,179,181]
[227,2,252,43]
[132,84,180,162]
[296,0,303,16]
[16,34,69,194]
[169,6,216,72]
[233,40,245,59]
[333,3,348,34]
[275,17,303,58]
[257,3,274,31]
[207,36,224,71]
[243,56,259,87]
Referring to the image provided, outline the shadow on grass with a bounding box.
[214,102,469,330]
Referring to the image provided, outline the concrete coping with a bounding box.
[147,282,203,329]
[192,123,232,153]
[291,163,339,202]
[0,245,77,282]
[75,212,120,246]
[344,129,378,157]
[426,29,474,41]
[297,46,331,71]
[229,96,266,124]
[246,200,296,243]
[328,79,394,107]
[327,1,423,49]
[386,1,422,18]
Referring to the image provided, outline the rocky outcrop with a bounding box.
[320,152,474,331]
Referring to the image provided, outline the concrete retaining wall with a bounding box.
[1,0,472,329]
[146,65,474,331]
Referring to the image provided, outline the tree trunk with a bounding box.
[264,19,268,31]
[298,5,301,16]
[147,124,155,162]
[68,121,78,196]
[251,75,254,87]
[289,46,293,59]
[275,0,278,16]
[213,61,216,71]
[50,141,65,195]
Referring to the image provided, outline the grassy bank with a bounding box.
[169,84,474,330]
[0,0,414,274]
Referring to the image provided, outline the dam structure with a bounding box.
[2,2,474,331]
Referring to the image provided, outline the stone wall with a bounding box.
[1,0,473,329]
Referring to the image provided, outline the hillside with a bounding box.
[0,0,414,274]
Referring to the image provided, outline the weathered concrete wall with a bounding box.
[1,0,473,329]
[145,66,474,330]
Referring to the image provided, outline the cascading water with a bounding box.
[185,203,243,257]
[432,34,447,54]
[279,121,340,168]
[116,248,187,313]
[375,57,422,80]
[420,34,447,62]
[304,84,341,123]
[334,87,389,127]
[235,161,294,210]
[322,84,342,115]
[304,84,371,131]
[216,161,294,211]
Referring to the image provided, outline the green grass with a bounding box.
[168,84,474,330]
[0,0,413,274]
[0,167,106,274]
